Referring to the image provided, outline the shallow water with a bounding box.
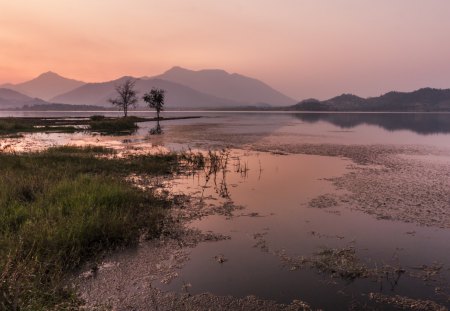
[156,149,450,309]
[2,112,450,152]
[2,112,450,309]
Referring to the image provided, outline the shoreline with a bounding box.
[73,143,450,310]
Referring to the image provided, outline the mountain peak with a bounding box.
[330,93,364,101]
[164,66,230,76]
[5,71,86,100]
[156,66,295,106]
[37,71,61,79]
[164,66,189,74]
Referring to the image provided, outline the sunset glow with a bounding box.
[1,0,450,99]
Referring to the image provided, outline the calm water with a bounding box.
[2,111,450,150]
[156,149,450,310]
[2,112,450,309]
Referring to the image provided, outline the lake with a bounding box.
[3,111,450,310]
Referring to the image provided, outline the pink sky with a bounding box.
[1,0,450,99]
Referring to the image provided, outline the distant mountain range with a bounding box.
[0,88,48,109]
[1,68,450,111]
[152,66,296,106]
[0,67,294,110]
[287,88,450,112]
[51,76,246,109]
[1,71,85,101]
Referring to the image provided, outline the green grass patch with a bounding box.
[0,146,181,310]
[0,118,34,133]
[0,118,77,136]
[89,117,139,135]
[89,115,106,122]
[0,116,201,137]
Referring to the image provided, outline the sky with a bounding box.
[1,0,450,100]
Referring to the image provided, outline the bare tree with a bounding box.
[143,88,165,120]
[109,79,138,117]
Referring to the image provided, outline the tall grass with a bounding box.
[0,146,178,310]
[0,117,145,136]
[0,118,78,135]
[0,118,34,134]
[89,117,139,134]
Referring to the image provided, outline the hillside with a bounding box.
[153,66,296,106]
[0,88,48,109]
[20,103,110,111]
[288,88,450,112]
[1,72,85,100]
[51,77,245,109]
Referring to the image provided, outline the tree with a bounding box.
[109,79,138,117]
[143,88,165,120]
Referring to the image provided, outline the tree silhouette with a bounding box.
[109,79,138,117]
[143,88,165,120]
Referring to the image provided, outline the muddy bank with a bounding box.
[76,239,313,311]
[369,293,448,311]
[74,190,314,311]
[329,154,450,228]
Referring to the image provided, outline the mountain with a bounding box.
[51,77,245,109]
[4,67,295,109]
[2,72,85,100]
[20,103,110,111]
[153,66,296,106]
[287,88,450,112]
[365,88,450,111]
[0,88,49,109]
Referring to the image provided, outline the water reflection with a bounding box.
[293,113,450,135]
[159,150,450,309]
[149,121,163,135]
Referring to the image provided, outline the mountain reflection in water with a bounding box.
[292,113,450,135]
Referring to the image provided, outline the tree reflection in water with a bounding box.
[149,121,163,135]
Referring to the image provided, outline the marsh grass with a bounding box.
[178,149,231,179]
[311,247,369,280]
[89,115,106,122]
[0,118,34,133]
[178,149,234,200]
[0,117,143,137]
[0,118,77,136]
[0,116,200,137]
[89,117,140,135]
[0,146,183,310]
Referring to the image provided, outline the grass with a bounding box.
[0,118,77,135]
[0,146,184,310]
[311,247,368,280]
[89,115,106,122]
[0,118,34,133]
[0,117,143,136]
[0,116,202,137]
[89,117,139,134]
